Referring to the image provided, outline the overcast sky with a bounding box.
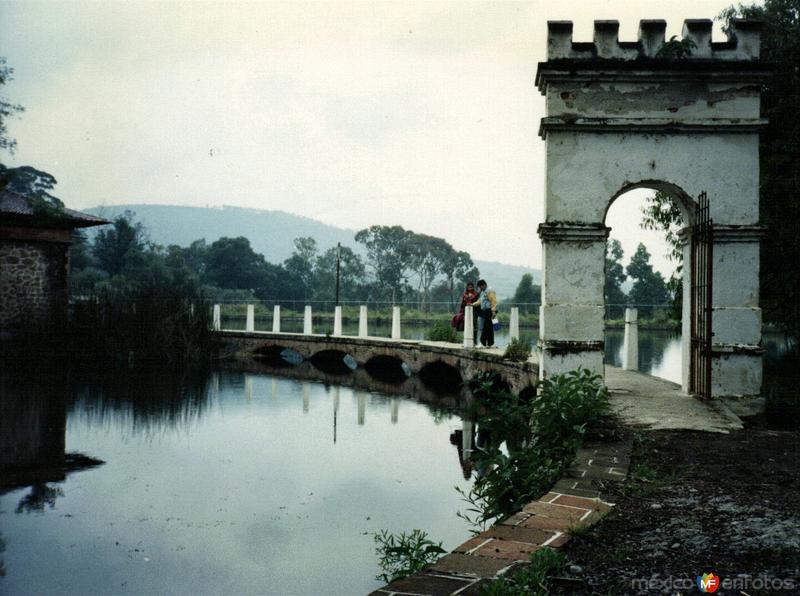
[0,0,745,274]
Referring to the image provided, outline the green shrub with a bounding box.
[373,529,446,583]
[458,370,609,529]
[503,337,532,362]
[426,320,458,342]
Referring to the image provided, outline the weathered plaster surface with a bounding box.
[545,132,760,225]
[540,304,604,342]
[540,349,604,378]
[712,352,763,397]
[541,241,605,304]
[546,82,760,121]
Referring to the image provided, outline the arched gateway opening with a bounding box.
[536,19,767,400]
[604,184,694,389]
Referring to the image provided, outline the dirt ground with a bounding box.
[553,423,800,595]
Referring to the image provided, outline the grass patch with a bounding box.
[478,548,566,596]
[503,337,532,362]
[620,432,680,497]
[426,320,459,342]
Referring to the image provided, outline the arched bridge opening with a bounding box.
[310,349,357,376]
[419,361,463,395]
[365,355,411,385]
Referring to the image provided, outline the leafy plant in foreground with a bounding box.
[373,529,446,583]
[457,370,609,529]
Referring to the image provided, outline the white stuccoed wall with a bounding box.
[537,18,767,398]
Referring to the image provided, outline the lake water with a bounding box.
[3,327,790,594]
[0,370,474,595]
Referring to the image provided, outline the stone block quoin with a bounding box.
[547,19,761,61]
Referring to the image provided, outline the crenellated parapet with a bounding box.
[547,19,762,61]
[536,17,769,139]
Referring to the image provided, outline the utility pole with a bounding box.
[335,242,341,306]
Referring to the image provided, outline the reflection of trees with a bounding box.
[70,366,211,434]
[15,483,64,514]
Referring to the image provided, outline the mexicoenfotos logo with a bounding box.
[697,572,720,593]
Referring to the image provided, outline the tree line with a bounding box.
[68,212,481,311]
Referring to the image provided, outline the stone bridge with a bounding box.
[217,330,539,397]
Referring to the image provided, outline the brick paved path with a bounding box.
[369,440,631,595]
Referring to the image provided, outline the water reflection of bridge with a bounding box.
[216,364,480,477]
[217,330,539,397]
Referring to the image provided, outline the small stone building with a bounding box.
[0,187,107,335]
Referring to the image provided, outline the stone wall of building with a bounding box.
[0,239,68,330]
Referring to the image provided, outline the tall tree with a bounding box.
[1,59,65,218]
[314,244,366,302]
[641,190,685,320]
[204,236,269,292]
[93,212,149,277]
[283,237,318,300]
[408,233,453,311]
[627,243,669,318]
[441,250,477,308]
[511,273,541,314]
[644,4,800,335]
[605,239,628,319]
[719,1,800,337]
[0,57,24,155]
[354,225,414,302]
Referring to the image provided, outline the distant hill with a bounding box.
[85,204,540,298]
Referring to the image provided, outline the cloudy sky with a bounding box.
[0,0,743,273]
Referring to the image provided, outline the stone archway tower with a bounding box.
[536,19,768,399]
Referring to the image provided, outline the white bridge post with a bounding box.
[623,307,638,371]
[333,305,343,336]
[463,305,474,348]
[391,306,401,339]
[245,304,255,332]
[358,305,368,338]
[272,305,281,333]
[212,304,221,331]
[303,305,313,335]
[509,307,520,341]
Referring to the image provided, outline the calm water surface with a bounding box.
[0,371,474,595]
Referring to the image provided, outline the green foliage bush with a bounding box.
[426,320,458,342]
[458,370,609,529]
[503,337,532,362]
[655,35,697,60]
[373,529,446,583]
